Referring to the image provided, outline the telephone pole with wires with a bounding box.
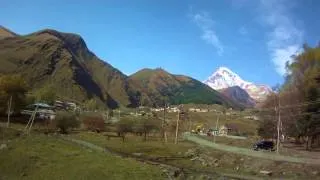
[276,94,281,153]
[6,95,12,127]
[162,101,168,143]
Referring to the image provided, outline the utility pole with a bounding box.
[24,104,39,135]
[175,108,180,144]
[162,102,167,143]
[6,95,12,127]
[28,105,38,134]
[213,113,220,143]
[276,94,281,154]
[136,102,139,116]
[118,109,121,121]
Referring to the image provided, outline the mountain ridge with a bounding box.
[219,86,255,107]
[0,26,19,39]
[0,27,242,109]
[130,68,242,108]
[0,27,152,108]
[204,67,272,102]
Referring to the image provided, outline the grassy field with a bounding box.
[71,131,320,179]
[1,111,319,180]
[0,128,164,180]
[161,111,259,136]
[72,132,196,158]
[201,135,258,148]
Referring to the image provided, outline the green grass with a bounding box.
[0,128,164,180]
[161,111,259,136]
[72,132,196,158]
[3,121,320,180]
[71,131,320,180]
[200,135,258,148]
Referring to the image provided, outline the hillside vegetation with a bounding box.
[0,28,151,108]
[130,68,241,108]
[259,44,320,150]
[0,27,241,109]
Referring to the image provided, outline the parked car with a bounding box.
[253,140,274,151]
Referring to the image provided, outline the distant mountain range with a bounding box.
[204,67,272,104]
[0,27,243,109]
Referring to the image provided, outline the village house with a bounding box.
[188,108,209,112]
[219,123,239,136]
[188,108,196,112]
[244,115,260,120]
[151,108,164,112]
[168,107,179,112]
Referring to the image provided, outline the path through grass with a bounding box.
[0,128,164,180]
[184,134,320,165]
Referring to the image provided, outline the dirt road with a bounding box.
[184,134,320,165]
[60,136,275,180]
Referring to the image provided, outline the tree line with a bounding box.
[258,44,320,150]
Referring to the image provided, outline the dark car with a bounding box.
[253,141,274,151]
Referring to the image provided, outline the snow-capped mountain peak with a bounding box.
[204,67,272,102]
[204,66,249,90]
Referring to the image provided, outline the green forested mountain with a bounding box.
[129,68,241,108]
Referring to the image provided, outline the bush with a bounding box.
[116,118,133,141]
[0,75,28,116]
[55,112,80,134]
[134,117,159,141]
[82,114,105,132]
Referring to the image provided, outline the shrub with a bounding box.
[82,114,105,132]
[116,118,133,142]
[134,117,159,141]
[55,112,80,134]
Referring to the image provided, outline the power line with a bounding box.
[257,111,319,119]
[257,100,320,112]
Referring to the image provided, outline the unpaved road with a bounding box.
[184,134,320,165]
[60,136,273,180]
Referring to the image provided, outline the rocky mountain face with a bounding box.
[204,67,272,102]
[219,86,256,107]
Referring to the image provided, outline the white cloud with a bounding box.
[189,11,224,56]
[259,0,303,75]
[239,26,248,35]
[271,45,301,75]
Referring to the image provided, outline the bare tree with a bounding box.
[116,119,133,142]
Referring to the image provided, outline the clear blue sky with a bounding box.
[1,0,319,87]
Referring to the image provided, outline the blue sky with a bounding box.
[1,0,319,87]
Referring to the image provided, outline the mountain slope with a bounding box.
[219,86,255,107]
[130,68,242,108]
[0,26,18,39]
[0,28,151,108]
[204,67,272,102]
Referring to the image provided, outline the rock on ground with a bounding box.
[0,143,7,150]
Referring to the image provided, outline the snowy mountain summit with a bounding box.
[204,67,272,102]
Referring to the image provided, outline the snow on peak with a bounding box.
[204,67,250,90]
[204,67,272,102]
